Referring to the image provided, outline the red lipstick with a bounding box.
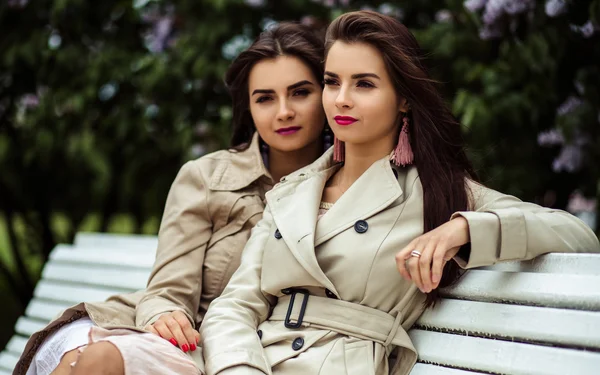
[334,116,357,126]
[276,126,301,135]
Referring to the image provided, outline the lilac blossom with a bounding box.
[7,0,28,8]
[537,129,564,147]
[545,0,568,17]
[567,190,597,213]
[244,0,265,7]
[557,96,583,116]
[464,0,487,12]
[20,94,39,109]
[435,10,453,23]
[552,144,583,173]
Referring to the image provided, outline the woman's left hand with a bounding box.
[395,217,470,293]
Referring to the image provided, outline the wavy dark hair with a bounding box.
[325,10,479,306]
[225,22,325,149]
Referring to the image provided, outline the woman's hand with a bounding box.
[395,217,470,293]
[145,310,200,352]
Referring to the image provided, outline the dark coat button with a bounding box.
[281,288,291,295]
[292,337,304,351]
[257,330,263,339]
[274,229,282,239]
[354,220,368,233]
[325,289,337,299]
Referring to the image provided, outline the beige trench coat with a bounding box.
[14,133,273,375]
[200,149,600,375]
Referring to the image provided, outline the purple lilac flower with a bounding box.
[537,129,564,147]
[557,96,583,116]
[7,0,28,8]
[435,10,453,23]
[20,94,39,109]
[503,0,534,15]
[545,0,568,17]
[464,0,487,12]
[552,144,583,173]
[567,190,597,213]
[244,0,265,7]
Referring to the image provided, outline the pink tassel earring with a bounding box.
[390,114,414,167]
[333,136,345,163]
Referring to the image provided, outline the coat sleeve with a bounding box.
[135,161,213,328]
[200,204,276,375]
[451,180,600,269]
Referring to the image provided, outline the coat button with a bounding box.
[257,330,263,339]
[281,288,291,295]
[325,289,337,299]
[292,337,304,351]
[354,220,368,233]
[274,229,282,239]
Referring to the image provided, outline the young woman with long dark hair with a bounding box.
[199,11,600,375]
[15,22,330,375]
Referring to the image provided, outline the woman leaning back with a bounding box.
[14,22,330,375]
[199,10,600,375]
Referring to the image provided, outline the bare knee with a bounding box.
[71,342,124,375]
[49,348,80,375]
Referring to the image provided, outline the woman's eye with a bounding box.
[256,96,272,103]
[323,78,338,86]
[357,80,375,88]
[293,89,310,97]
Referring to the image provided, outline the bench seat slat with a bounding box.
[15,317,47,337]
[482,253,600,275]
[6,336,27,357]
[409,329,600,375]
[25,299,74,322]
[416,298,600,349]
[410,363,479,375]
[41,264,149,290]
[34,280,133,305]
[74,232,158,251]
[441,270,600,310]
[49,245,155,268]
[0,351,19,372]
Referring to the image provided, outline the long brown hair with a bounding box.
[225,22,325,149]
[325,10,478,306]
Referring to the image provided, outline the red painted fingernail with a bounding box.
[182,344,189,352]
[190,343,197,351]
[169,338,177,346]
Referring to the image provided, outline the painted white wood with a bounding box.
[74,232,158,251]
[441,269,600,310]
[0,351,19,372]
[49,244,155,268]
[416,298,600,349]
[25,299,72,322]
[41,263,149,290]
[34,280,135,305]
[5,336,27,356]
[409,329,600,375]
[14,317,46,337]
[482,253,600,275]
[409,363,479,375]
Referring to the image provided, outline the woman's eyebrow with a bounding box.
[252,80,314,96]
[323,71,380,80]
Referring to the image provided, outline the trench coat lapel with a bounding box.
[315,157,403,246]
[266,159,339,293]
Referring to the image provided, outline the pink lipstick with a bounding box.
[334,116,357,126]
[276,126,301,135]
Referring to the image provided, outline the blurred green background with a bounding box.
[1,0,599,349]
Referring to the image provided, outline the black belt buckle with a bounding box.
[284,289,309,329]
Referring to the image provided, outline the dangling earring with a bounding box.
[333,137,345,163]
[390,112,414,167]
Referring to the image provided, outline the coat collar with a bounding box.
[266,150,405,293]
[208,132,272,191]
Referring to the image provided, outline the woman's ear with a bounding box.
[398,97,410,113]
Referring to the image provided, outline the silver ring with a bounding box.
[410,250,422,258]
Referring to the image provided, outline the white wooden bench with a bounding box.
[1,233,599,375]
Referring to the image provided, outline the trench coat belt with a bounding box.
[269,293,413,348]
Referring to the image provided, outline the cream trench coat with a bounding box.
[14,133,273,375]
[200,148,600,375]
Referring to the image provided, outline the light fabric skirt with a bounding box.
[26,317,201,375]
